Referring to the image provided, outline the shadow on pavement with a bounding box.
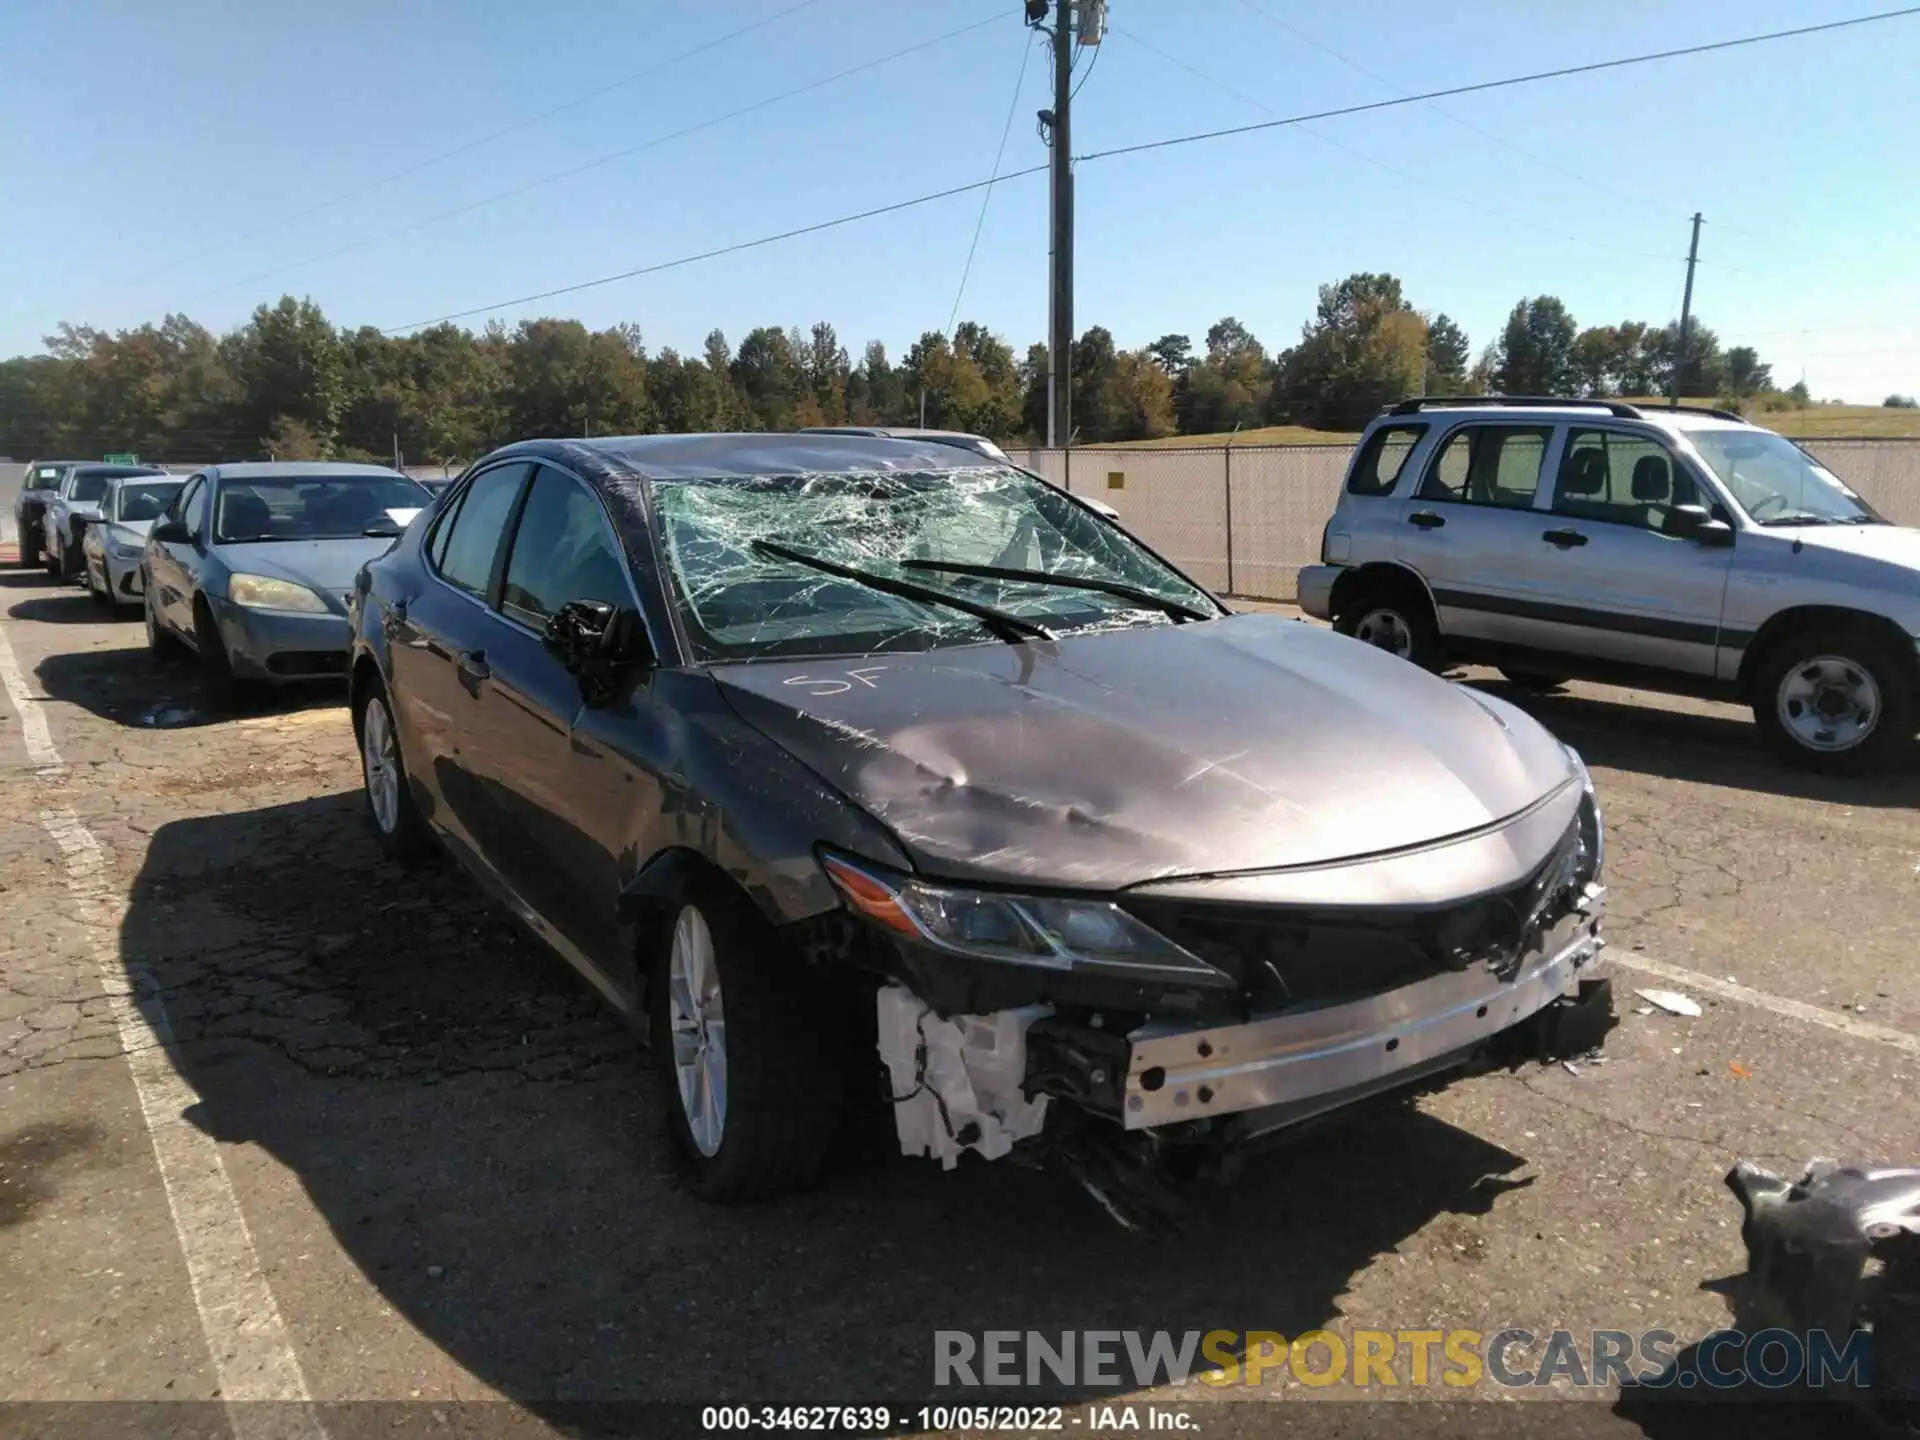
[32,645,338,730]
[8,592,122,625]
[123,792,1537,1420]
[1469,678,1920,809]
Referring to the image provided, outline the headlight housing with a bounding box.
[105,532,141,558]
[1563,743,1604,886]
[820,853,1234,989]
[227,573,329,613]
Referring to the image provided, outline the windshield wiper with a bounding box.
[900,558,1212,623]
[751,540,1054,644]
[1756,514,1842,527]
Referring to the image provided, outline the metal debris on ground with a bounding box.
[1636,988,1703,1018]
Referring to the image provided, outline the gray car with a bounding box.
[80,474,184,607]
[41,462,169,581]
[347,433,1611,1219]
[143,461,432,707]
[1297,398,1920,773]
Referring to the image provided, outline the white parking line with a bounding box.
[1611,952,1920,1057]
[0,621,322,1437]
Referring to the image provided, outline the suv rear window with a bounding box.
[1346,424,1426,496]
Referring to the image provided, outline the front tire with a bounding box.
[86,561,112,607]
[1335,579,1443,670]
[145,585,186,663]
[1751,625,1914,774]
[353,677,429,860]
[193,600,260,711]
[649,876,847,1201]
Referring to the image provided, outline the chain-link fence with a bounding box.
[1016,438,1920,602]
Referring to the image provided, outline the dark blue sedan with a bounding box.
[143,461,433,707]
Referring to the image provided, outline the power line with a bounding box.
[182,13,1006,306]
[379,8,1919,335]
[383,165,1049,334]
[15,0,828,321]
[945,32,1037,339]
[1076,7,1920,165]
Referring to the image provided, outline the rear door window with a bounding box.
[434,463,531,602]
[1346,424,1426,496]
[1417,425,1551,509]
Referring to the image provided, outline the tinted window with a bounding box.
[116,482,182,522]
[1346,424,1426,496]
[70,472,112,503]
[1418,426,1550,508]
[435,464,530,600]
[181,478,209,534]
[28,466,64,490]
[1556,429,1701,531]
[501,467,631,628]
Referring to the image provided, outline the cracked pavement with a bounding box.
[2,568,1918,1437]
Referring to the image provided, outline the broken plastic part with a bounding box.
[875,984,1051,1171]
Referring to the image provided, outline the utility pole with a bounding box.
[1043,0,1074,450]
[1670,212,1703,409]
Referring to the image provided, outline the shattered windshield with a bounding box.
[1685,428,1882,526]
[652,465,1221,661]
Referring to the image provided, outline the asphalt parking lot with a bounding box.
[2,565,1917,1439]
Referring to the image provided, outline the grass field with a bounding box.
[1104,401,1920,449]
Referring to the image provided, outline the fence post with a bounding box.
[1223,422,1240,596]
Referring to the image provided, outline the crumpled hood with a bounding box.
[712,613,1577,890]
[216,538,400,615]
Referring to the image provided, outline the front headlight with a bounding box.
[105,533,140,558]
[820,853,1234,988]
[1563,743,1604,884]
[227,573,329,613]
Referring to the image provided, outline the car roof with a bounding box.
[70,463,168,478]
[202,461,415,481]
[483,432,1000,483]
[800,425,1000,443]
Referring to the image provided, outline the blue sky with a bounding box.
[4,0,1917,401]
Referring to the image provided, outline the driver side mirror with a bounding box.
[149,519,191,545]
[542,599,653,704]
[1663,504,1735,548]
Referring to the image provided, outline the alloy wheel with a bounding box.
[1352,607,1415,659]
[360,696,402,834]
[667,905,727,1158]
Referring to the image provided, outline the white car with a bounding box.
[81,473,184,608]
[41,461,168,582]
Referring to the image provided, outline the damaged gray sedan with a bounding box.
[348,433,1613,1213]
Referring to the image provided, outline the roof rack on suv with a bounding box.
[1386,395,1748,424]
[1387,395,1643,419]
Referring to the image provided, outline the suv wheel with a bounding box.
[1336,580,1442,669]
[353,677,428,859]
[1752,626,1914,774]
[649,877,846,1201]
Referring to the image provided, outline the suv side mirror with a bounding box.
[149,519,191,544]
[1664,504,1736,548]
[542,599,653,703]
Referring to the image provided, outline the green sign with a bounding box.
[103,452,137,464]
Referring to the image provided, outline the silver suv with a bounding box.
[1297,397,1920,774]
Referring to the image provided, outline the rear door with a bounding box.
[385,461,532,855]
[1395,422,1564,646]
[1520,426,1736,676]
[462,463,652,981]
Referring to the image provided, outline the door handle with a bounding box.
[456,648,490,683]
[1407,510,1446,530]
[1543,528,1589,548]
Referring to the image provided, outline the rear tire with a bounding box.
[1499,669,1568,693]
[649,874,847,1202]
[1750,624,1914,775]
[1335,578,1443,670]
[353,676,429,861]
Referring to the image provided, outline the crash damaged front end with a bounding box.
[802,757,1614,1222]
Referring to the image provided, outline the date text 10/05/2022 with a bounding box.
[699,1406,1193,1432]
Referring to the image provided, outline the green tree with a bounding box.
[1183,316,1268,433]
[225,296,344,456]
[1493,296,1577,395]
[1103,350,1176,440]
[1425,314,1470,392]
[1725,346,1773,398]
[730,326,803,430]
[1271,275,1422,429]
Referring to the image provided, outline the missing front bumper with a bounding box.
[1117,895,1606,1131]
